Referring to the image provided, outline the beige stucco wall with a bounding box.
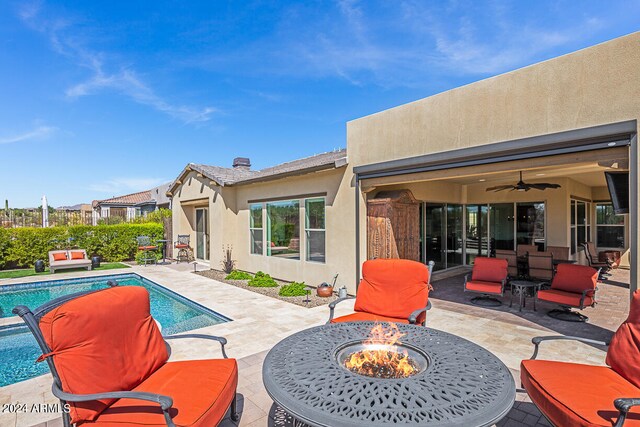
[348,32,639,292]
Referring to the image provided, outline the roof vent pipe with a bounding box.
[232,157,251,169]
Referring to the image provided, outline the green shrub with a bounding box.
[248,271,278,287]
[225,270,253,280]
[278,281,308,297]
[0,223,164,269]
[135,249,163,265]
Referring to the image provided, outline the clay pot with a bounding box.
[317,286,334,298]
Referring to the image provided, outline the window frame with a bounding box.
[249,203,264,255]
[266,199,301,260]
[595,202,626,249]
[305,197,326,263]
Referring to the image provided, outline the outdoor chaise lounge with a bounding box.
[521,290,640,427]
[327,258,434,326]
[536,263,599,322]
[48,249,92,273]
[13,285,238,427]
[464,257,509,306]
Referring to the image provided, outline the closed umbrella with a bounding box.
[41,195,49,227]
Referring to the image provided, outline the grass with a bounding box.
[0,262,130,279]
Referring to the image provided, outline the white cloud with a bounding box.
[88,178,166,195]
[0,126,57,144]
[18,3,216,124]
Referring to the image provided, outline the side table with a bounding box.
[510,280,543,312]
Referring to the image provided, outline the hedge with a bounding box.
[0,223,164,270]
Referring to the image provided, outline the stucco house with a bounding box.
[93,183,171,224]
[169,32,638,296]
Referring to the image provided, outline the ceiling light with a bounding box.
[478,179,486,182]
[608,142,617,147]
[535,173,545,176]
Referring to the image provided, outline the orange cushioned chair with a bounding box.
[13,285,238,427]
[536,263,599,322]
[327,259,434,326]
[464,257,508,306]
[521,290,640,427]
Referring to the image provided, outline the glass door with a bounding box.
[195,208,209,261]
[465,205,488,264]
[489,203,515,255]
[516,202,545,251]
[446,204,464,268]
[423,203,445,271]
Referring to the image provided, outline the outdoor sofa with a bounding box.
[48,249,92,273]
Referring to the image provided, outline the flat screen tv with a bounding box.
[604,171,629,214]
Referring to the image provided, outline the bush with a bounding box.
[0,223,164,269]
[278,282,308,297]
[135,249,163,265]
[248,271,278,287]
[221,245,235,274]
[225,270,253,280]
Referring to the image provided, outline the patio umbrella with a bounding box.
[41,195,49,227]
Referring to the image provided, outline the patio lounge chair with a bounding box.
[536,263,599,322]
[547,245,570,261]
[583,242,613,276]
[521,290,640,427]
[464,257,508,306]
[48,249,92,273]
[327,259,434,326]
[528,251,554,281]
[12,285,238,427]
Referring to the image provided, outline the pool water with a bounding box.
[0,274,230,386]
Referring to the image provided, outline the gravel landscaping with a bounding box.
[195,269,339,308]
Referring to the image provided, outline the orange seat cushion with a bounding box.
[552,264,598,293]
[353,259,430,319]
[139,246,158,251]
[521,360,640,427]
[175,244,189,249]
[86,359,238,427]
[607,290,640,388]
[465,280,503,295]
[39,287,168,423]
[52,252,67,261]
[471,257,508,283]
[70,251,85,260]
[331,312,411,325]
[537,289,593,307]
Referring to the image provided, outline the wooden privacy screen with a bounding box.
[367,190,420,261]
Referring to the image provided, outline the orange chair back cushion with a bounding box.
[70,251,85,260]
[551,264,598,294]
[606,290,640,388]
[471,257,508,283]
[354,259,430,319]
[39,286,168,423]
[52,252,67,261]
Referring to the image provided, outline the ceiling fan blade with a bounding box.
[485,185,514,192]
[528,183,562,190]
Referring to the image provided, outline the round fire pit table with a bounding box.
[263,322,515,427]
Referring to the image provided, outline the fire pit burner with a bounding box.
[263,322,515,427]
[336,341,429,378]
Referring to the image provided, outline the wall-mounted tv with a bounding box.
[604,171,629,214]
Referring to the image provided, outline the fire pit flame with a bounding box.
[343,323,420,379]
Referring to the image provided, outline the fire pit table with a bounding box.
[263,322,515,427]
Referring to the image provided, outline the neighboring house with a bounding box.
[93,183,171,224]
[170,32,639,296]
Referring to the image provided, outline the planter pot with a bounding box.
[91,256,101,269]
[317,286,334,298]
[34,260,45,273]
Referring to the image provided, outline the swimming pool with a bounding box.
[0,273,230,386]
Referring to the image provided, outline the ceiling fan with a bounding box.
[485,171,561,192]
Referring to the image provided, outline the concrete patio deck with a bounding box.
[0,264,630,427]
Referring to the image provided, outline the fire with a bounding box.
[344,323,419,379]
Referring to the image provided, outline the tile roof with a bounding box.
[95,190,154,207]
[169,149,347,193]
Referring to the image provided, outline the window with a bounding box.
[250,204,263,255]
[570,199,591,254]
[305,198,325,263]
[596,203,625,248]
[267,200,300,259]
[516,202,545,249]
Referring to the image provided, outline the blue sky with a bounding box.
[1,1,638,207]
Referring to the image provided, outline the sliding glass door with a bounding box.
[195,208,209,261]
[465,205,488,264]
[446,204,464,268]
[423,204,445,271]
[516,202,545,250]
[489,203,515,254]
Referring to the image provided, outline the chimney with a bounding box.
[232,157,251,170]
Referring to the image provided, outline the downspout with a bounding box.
[630,132,638,296]
[355,173,360,291]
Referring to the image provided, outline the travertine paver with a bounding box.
[1,265,630,427]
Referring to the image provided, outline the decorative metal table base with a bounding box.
[471,295,502,307]
[263,322,515,427]
[547,308,588,322]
